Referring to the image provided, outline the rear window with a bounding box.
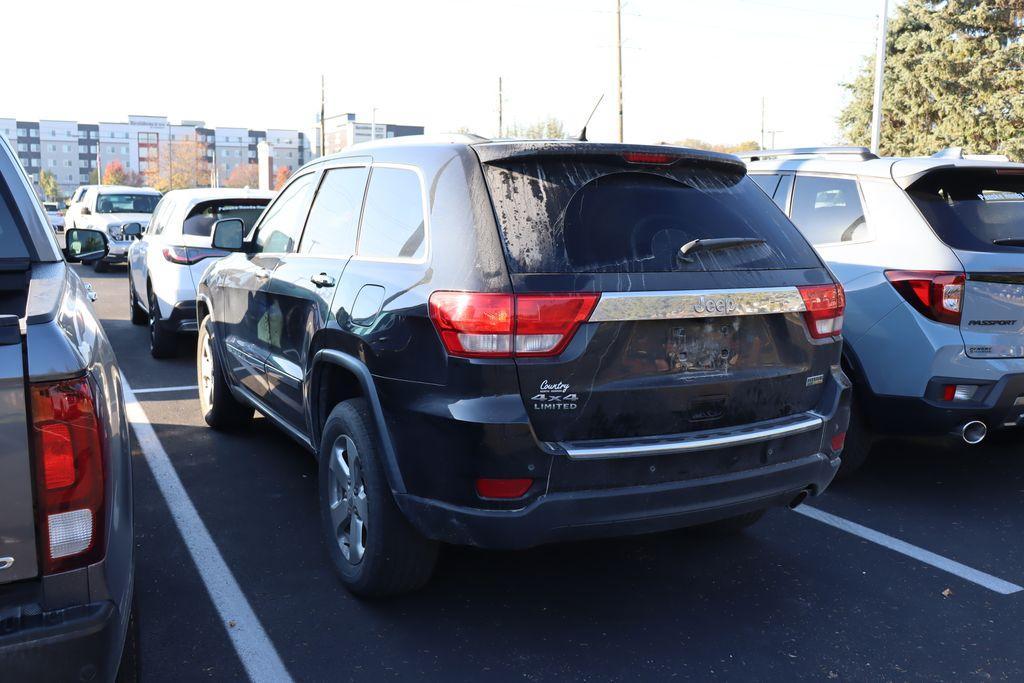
[183,199,270,238]
[481,158,820,273]
[908,169,1024,252]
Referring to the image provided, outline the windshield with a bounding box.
[482,158,820,273]
[183,200,270,238]
[96,193,160,214]
[908,169,1024,252]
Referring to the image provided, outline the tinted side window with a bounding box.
[255,173,317,254]
[300,167,369,255]
[357,167,426,260]
[148,198,171,235]
[773,174,794,211]
[790,176,867,245]
[0,192,30,259]
[750,174,779,197]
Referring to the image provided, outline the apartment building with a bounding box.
[321,113,424,155]
[0,114,314,197]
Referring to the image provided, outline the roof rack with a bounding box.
[932,147,1010,162]
[736,146,878,162]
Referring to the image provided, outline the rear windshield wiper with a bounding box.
[678,237,766,262]
[992,238,1024,247]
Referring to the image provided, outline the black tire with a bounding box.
[147,287,177,359]
[197,316,253,430]
[836,400,873,479]
[128,273,147,325]
[694,509,766,535]
[93,258,108,273]
[114,596,139,683]
[319,399,438,597]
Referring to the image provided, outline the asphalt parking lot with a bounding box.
[76,263,1024,681]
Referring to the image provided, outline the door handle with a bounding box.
[310,273,336,288]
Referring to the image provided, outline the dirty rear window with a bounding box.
[908,169,1024,252]
[481,158,820,273]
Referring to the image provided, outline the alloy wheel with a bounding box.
[327,435,368,564]
[199,332,215,411]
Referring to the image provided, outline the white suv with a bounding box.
[127,188,274,357]
[72,185,162,271]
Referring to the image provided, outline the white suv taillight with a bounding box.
[428,292,599,358]
[797,284,845,339]
[884,270,965,325]
[30,377,105,574]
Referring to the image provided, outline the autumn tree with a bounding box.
[839,0,1024,159]
[38,170,63,201]
[225,164,260,188]
[103,160,127,185]
[143,139,211,191]
[273,165,291,190]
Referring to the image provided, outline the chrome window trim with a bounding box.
[588,286,807,322]
[557,414,824,460]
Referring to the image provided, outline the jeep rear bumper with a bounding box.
[396,451,839,549]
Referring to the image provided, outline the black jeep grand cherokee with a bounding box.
[196,137,851,596]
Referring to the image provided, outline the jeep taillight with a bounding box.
[428,292,599,358]
[30,377,106,574]
[884,270,964,325]
[798,284,845,339]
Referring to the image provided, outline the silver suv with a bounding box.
[745,147,1024,474]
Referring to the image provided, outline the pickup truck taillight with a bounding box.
[428,291,599,358]
[30,377,105,574]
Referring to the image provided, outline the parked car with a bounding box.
[63,184,97,232]
[42,201,65,232]
[71,185,162,272]
[0,136,136,679]
[127,188,274,358]
[196,136,851,596]
[744,146,1024,475]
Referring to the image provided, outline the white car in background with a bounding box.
[127,188,275,357]
[42,201,65,232]
[74,185,162,271]
[63,184,96,231]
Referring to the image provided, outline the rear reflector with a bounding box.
[30,377,105,574]
[942,384,978,402]
[429,291,598,358]
[884,270,964,325]
[797,284,845,339]
[475,478,533,499]
[830,431,846,452]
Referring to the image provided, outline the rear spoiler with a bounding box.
[471,141,746,174]
[893,161,1024,190]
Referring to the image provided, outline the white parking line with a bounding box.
[122,381,294,683]
[795,505,1023,595]
[132,384,199,394]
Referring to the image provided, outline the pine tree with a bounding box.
[839,1,1024,159]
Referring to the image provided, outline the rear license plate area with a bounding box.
[668,319,739,376]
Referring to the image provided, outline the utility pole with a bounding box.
[498,76,503,138]
[870,0,890,155]
[760,97,766,150]
[320,74,326,157]
[616,0,624,142]
[371,108,378,141]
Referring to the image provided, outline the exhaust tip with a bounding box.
[960,420,987,445]
[788,490,809,509]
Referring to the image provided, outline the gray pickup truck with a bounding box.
[0,135,136,680]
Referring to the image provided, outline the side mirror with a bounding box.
[80,206,92,216]
[123,222,143,239]
[212,218,245,251]
[64,229,109,263]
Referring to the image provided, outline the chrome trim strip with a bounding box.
[558,414,824,460]
[589,287,806,322]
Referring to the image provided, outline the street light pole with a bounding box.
[870,0,890,155]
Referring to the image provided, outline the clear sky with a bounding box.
[6,0,887,147]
